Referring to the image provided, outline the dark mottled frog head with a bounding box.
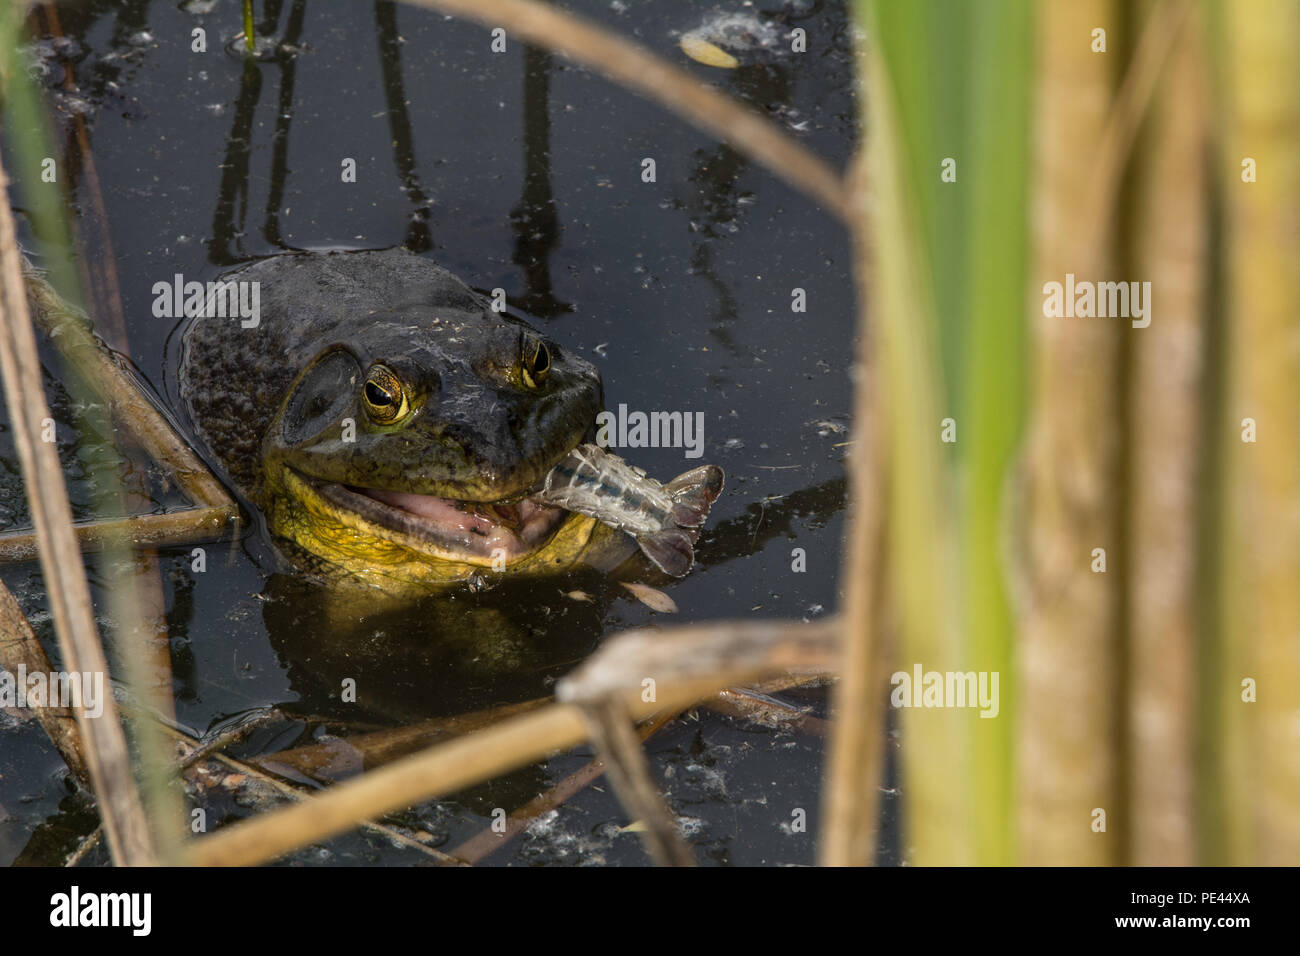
[179,249,624,591]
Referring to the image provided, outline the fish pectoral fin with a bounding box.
[664,464,725,528]
[636,529,695,578]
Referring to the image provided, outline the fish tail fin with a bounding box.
[664,464,725,528]
[636,528,695,578]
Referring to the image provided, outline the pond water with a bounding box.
[0,0,898,865]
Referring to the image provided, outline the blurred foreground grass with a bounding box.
[860,0,1300,864]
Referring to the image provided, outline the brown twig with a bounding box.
[177,740,463,866]
[445,706,682,865]
[186,618,836,866]
[179,709,286,771]
[0,160,154,865]
[131,708,462,866]
[186,701,590,866]
[23,262,234,509]
[1210,0,1300,865]
[0,578,89,782]
[251,698,551,783]
[556,618,839,704]
[0,508,237,564]
[65,826,102,867]
[1016,0,1123,866]
[1076,0,1191,277]
[579,696,696,866]
[1125,0,1207,865]
[820,120,890,865]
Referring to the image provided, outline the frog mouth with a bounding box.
[293,470,570,564]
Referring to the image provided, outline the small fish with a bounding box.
[530,443,724,577]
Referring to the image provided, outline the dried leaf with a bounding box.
[620,581,679,614]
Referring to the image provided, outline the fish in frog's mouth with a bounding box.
[287,440,725,578]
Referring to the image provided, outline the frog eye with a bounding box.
[521,334,550,389]
[361,364,411,425]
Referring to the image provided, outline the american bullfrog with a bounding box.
[178,248,714,595]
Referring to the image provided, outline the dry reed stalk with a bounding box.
[26,268,190,857]
[446,706,683,865]
[0,578,88,782]
[141,711,460,866]
[1016,0,1122,866]
[579,697,696,866]
[0,161,155,866]
[188,702,590,866]
[23,264,234,509]
[188,618,835,866]
[252,698,551,781]
[820,136,890,865]
[0,509,237,563]
[1125,0,1208,865]
[1213,0,1300,865]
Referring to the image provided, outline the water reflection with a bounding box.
[261,0,308,247]
[209,57,264,263]
[685,60,794,360]
[209,0,308,261]
[509,43,570,318]
[256,478,844,724]
[375,0,434,252]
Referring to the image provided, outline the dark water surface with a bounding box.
[0,0,893,865]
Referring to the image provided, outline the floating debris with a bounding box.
[621,581,679,614]
[809,418,847,435]
[680,33,740,69]
[677,11,785,69]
